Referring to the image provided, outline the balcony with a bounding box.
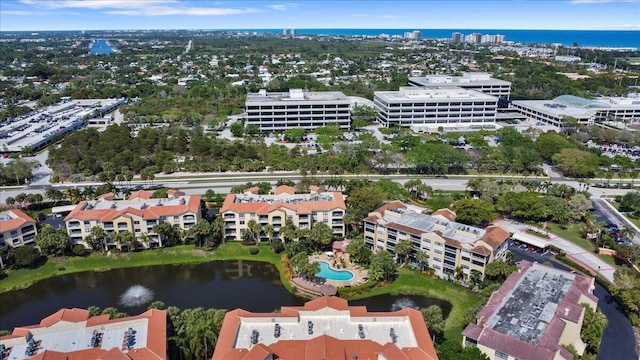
[68,222,81,229]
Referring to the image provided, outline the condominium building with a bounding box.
[64,190,201,250]
[463,261,598,360]
[0,308,166,360]
[363,202,510,279]
[0,209,37,249]
[212,296,439,360]
[245,89,352,131]
[373,87,498,131]
[512,94,640,128]
[408,72,511,102]
[220,185,346,241]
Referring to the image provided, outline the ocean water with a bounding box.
[89,39,115,55]
[240,29,639,49]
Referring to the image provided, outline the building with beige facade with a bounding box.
[64,190,201,250]
[220,185,346,241]
[0,209,37,250]
[462,261,598,360]
[363,202,509,279]
[213,296,439,360]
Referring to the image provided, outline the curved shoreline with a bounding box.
[0,243,475,341]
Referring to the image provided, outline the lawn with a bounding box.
[0,243,294,293]
[546,222,595,252]
[346,268,482,343]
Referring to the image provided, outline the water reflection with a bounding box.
[0,261,451,330]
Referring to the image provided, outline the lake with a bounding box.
[0,260,451,330]
[89,39,115,55]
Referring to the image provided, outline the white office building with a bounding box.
[512,94,640,128]
[373,87,498,131]
[408,72,511,104]
[245,89,352,131]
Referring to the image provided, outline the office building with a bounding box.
[0,308,166,360]
[245,89,352,131]
[65,190,201,250]
[0,209,37,249]
[512,94,640,128]
[462,261,598,360]
[373,87,498,131]
[408,72,511,102]
[220,185,346,241]
[212,296,439,360]
[363,202,510,279]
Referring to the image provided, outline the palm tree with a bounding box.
[90,226,106,252]
[118,230,134,252]
[247,219,262,243]
[620,226,636,242]
[416,250,429,271]
[263,224,275,243]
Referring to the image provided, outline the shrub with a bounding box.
[72,245,90,257]
[249,247,259,255]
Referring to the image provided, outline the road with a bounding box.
[592,197,640,244]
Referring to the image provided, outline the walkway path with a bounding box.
[496,219,616,283]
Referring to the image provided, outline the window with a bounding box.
[494,350,508,360]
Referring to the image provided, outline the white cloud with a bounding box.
[268,4,288,11]
[18,0,259,16]
[2,10,32,16]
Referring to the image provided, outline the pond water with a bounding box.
[0,260,451,331]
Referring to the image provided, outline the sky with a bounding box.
[0,0,639,32]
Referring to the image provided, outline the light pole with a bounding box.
[596,265,600,277]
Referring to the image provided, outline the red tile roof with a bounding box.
[220,192,345,215]
[128,190,153,200]
[0,309,166,360]
[274,185,295,195]
[0,209,36,233]
[431,208,456,221]
[65,196,200,222]
[212,296,438,360]
[463,261,596,360]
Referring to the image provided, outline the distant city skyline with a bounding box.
[1,0,639,32]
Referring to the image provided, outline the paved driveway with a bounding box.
[497,219,616,283]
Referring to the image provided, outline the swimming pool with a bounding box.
[316,261,354,281]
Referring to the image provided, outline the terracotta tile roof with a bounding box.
[386,222,426,236]
[375,200,406,216]
[220,192,345,215]
[274,185,295,195]
[244,187,260,195]
[0,309,166,360]
[65,196,201,222]
[98,192,115,201]
[481,225,510,249]
[212,297,438,360]
[40,308,90,327]
[128,190,153,200]
[0,209,36,233]
[431,208,456,221]
[464,261,596,360]
[166,189,185,197]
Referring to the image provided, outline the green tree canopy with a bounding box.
[369,250,397,282]
[451,199,497,227]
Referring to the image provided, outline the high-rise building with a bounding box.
[463,261,598,360]
[363,202,510,279]
[221,185,346,241]
[373,87,499,131]
[413,30,422,40]
[245,89,352,131]
[451,32,463,43]
[212,296,439,360]
[408,72,512,103]
[282,29,289,36]
[0,209,37,249]
[290,28,296,36]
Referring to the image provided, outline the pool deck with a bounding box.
[309,253,369,288]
